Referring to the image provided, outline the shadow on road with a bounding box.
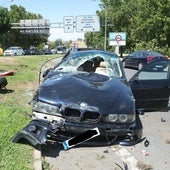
[41,141,115,158]
[42,142,64,158]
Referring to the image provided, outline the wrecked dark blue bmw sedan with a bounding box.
[12,50,143,149]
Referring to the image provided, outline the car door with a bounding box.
[129,59,170,111]
[17,47,22,55]
[125,51,136,67]
[125,51,140,68]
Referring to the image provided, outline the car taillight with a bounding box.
[146,55,154,62]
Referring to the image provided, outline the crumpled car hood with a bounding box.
[37,72,134,115]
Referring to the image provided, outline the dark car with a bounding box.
[122,50,167,70]
[44,49,53,55]
[12,50,170,149]
[24,49,43,55]
[129,58,170,111]
[12,50,143,148]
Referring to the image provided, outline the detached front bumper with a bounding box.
[12,115,143,147]
[11,120,50,147]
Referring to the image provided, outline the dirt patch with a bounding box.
[166,139,170,144]
[0,57,17,65]
[137,161,153,170]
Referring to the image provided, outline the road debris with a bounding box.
[144,139,150,147]
[161,117,166,122]
[115,162,128,170]
[141,150,150,156]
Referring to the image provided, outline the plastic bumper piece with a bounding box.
[11,120,50,147]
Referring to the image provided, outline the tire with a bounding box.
[138,63,143,70]
[0,77,8,89]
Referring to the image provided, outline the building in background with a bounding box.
[70,39,87,48]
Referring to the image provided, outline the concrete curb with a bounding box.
[33,149,42,170]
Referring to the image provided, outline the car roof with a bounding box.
[63,48,118,60]
[8,46,22,48]
[71,48,99,52]
[132,50,163,54]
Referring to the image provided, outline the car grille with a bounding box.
[64,107,101,123]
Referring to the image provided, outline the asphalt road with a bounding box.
[41,62,170,170]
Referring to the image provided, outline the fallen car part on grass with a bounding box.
[11,120,50,146]
[0,70,14,76]
[0,76,8,89]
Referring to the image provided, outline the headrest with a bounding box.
[99,61,106,68]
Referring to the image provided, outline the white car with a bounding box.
[4,46,24,56]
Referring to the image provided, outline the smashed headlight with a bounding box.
[30,100,61,115]
[103,114,135,123]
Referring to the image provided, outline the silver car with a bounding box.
[4,46,24,56]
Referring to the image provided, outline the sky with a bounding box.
[3,0,100,41]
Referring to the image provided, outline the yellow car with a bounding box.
[0,48,3,55]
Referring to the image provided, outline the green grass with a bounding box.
[0,55,57,170]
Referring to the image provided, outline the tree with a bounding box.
[0,8,11,49]
[9,5,48,49]
[131,0,170,54]
[85,0,170,56]
[0,8,10,34]
[0,5,49,50]
[55,39,63,46]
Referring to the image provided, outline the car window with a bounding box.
[137,52,143,58]
[129,51,142,58]
[55,52,122,78]
[138,60,169,80]
[8,47,15,50]
[149,51,163,57]
[129,51,136,58]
